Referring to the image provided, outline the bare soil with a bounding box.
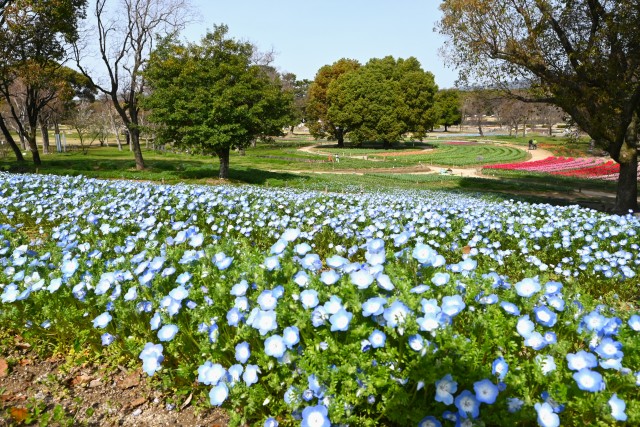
[0,340,229,427]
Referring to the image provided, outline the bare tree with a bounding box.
[73,0,192,170]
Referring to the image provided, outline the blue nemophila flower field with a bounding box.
[0,172,639,426]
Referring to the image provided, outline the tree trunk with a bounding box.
[0,114,24,162]
[40,120,50,154]
[129,127,145,170]
[27,133,41,166]
[18,131,26,150]
[614,158,638,213]
[444,124,449,132]
[217,146,230,179]
[613,118,639,213]
[477,118,484,137]
[336,128,344,148]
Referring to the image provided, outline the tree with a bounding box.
[325,56,438,148]
[439,0,640,212]
[306,58,360,147]
[143,25,294,179]
[73,0,191,170]
[0,0,87,165]
[434,89,462,132]
[282,73,311,132]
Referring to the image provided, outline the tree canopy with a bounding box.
[326,56,438,148]
[143,25,293,179]
[438,0,640,212]
[434,89,462,132]
[0,0,87,164]
[306,58,360,147]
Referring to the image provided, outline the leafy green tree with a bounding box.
[434,89,462,132]
[439,0,640,212]
[306,58,360,147]
[143,25,293,179]
[326,56,437,148]
[0,0,87,164]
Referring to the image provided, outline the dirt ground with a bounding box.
[0,340,229,427]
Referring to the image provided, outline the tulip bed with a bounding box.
[1,172,640,427]
[484,156,640,182]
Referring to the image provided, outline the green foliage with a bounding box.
[434,89,462,131]
[143,24,294,178]
[326,56,438,147]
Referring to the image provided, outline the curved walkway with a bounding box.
[295,142,554,178]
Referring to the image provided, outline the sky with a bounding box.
[183,0,458,89]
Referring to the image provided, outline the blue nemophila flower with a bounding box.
[235,342,251,364]
[533,306,558,327]
[139,342,164,376]
[270,238,288,255]
[252,310,278,336]
[213,252,233,270]
[320,269,341,285]
[417,314,440,332]
[209,383,228,406]
[294,270,310,287]
[362,297,386,317]
[544,281,563,295]
[516,315,535,338]
[175,272,191,285]
[198,361,226,385]
[230,280,249,296]
[581,310,607,333]
[150,312,161,330]
[534,402,560,427]
[282,228,300,242]
[408,334,427,352]
[294,243,312,255]
[369,329,386,348]
[609,393,627,421]
[101,332,115,346]
[413,243,438,265]
[514,277,541,298]
[301,404,330,427]
[258,290,278,310]
[1,284,19,303]
[441,295,465,317]
[595,337,623,359]
[92,312,112,329]
[546,295,565,311]
[628,315,640,331]
[477,293,498,305]
[418,415,442,427]
[311,306,328,327]
[124,286,138,301]
[500,301,520,316]
[384,300,411,327]
[455,390,480,418]
[226,307,243,327]
[507,397,524,413]
[264,335,286,358]
[208,323,219,343]
[376,274,395,291]
[474,378,499,404]
[492,357,508,381]
[169,285,189,301]
[243,364,260,386]
[329,308,353,332]
[431,272,450,287]
[350,269,374,289]
[227,364,243,387]
[323,295,343,314]
[283,326,300,348]
[435,374,457,405]
[326,255,349,269]
[524,332,547,350]
[47,278,62,293]
[543,331,557,345]
[61,258,79,277]
[264,256,281,271]
[157,324,178,342]
[566,351,598,371]
[411,284,430,294]
[300,290,319,309]
[573,368,604,392]
[300,253,322,271]
[264,417,279,427]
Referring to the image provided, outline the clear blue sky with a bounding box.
[184,0,458,88]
